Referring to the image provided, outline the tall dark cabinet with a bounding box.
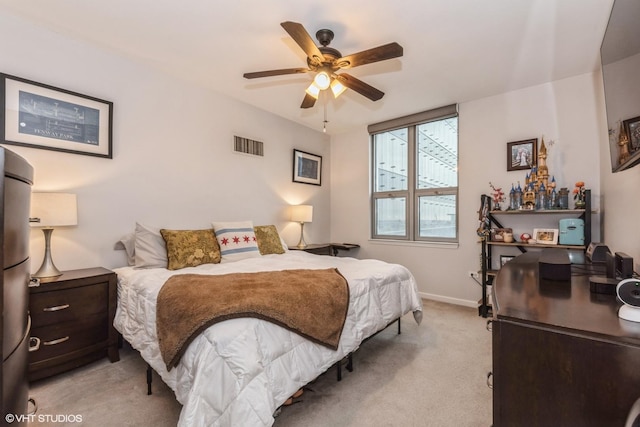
[1,147,33,425]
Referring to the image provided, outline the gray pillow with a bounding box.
[134,223,168,269]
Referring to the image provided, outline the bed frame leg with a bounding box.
[147,364,153,395]
[397,318,401,334]
[336,353,354,381]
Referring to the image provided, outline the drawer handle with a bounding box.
[43,304,70,312]
[29,337,41,352]
[29,277,41,288]
[43,336,69,346]
[486,320,493,332]
[486,372,493,389]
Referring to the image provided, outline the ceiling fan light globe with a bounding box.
[330,79,347,98]
[305,82,320,99]
[314,71,331,90]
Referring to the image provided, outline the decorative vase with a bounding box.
[575,199,586,209]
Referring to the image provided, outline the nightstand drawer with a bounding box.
[30,282,108,327]
[29,314,108,363]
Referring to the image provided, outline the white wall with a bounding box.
[0,12,330,273]
[331,72,605,306]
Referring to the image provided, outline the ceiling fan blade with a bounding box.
[243,68,309,79]
[300,93,317,109]
[281,21,325,65]
[335,42,403,69]
[335,73,384,101]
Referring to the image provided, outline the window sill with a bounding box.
[369,239,459,249]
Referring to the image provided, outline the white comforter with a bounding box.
[114,251,423,426]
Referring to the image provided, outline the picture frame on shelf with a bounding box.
[533,228,559,245]
[293,149,322,185]
[623,116,640,153]
[0,73,113,158]
[507,138,537,171]
[500,255,515,267]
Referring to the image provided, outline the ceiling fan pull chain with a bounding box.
[323,94,328,133]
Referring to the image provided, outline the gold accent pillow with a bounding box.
[254,225,285,255]
[159,229,221,270]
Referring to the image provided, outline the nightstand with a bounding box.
[289,243,360,256]
[28,267,119,381]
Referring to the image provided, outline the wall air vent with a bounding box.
[234,136,264,157]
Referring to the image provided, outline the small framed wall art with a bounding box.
[293,149,322,185]
[507,138,537,171]
[623,116,640,153]
[0,73,113,158]
[533,228,558,245]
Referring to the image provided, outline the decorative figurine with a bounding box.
[489,182,505,210]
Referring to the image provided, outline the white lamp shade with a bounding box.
[331,79,347,98]
[313,71,331,90]
[305,82,320,99]
[30,193,78,227]
[290,205,313,223]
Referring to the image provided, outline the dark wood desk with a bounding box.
[289,243,360,256]
[491,252,640,426]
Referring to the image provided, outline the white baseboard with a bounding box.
[419,292,477,308]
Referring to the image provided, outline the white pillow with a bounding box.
[134,222,168,269]
[212,220,261,262]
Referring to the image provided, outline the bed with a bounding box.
[113,223,423,426]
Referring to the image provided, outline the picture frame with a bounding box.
[293,149,322,185]
[533,228,558,245]
[623,116,640,153]
[500,255,515,267]
[0,73,113,158]
[507,138,537,171]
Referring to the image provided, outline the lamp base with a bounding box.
[32,228,62,279]
[296,222,308,249]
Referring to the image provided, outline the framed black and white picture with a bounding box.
[0,73,113,158]
[293,149,322,185]
[507,138,537,171]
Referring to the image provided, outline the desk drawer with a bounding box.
[30,282,108,327]
[29,314,107,363]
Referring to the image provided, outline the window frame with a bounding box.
[369,105,458,243]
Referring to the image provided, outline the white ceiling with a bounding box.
[0,0,614,135]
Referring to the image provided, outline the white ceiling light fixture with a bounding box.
[313,71,331,90]
[305,82,321,99]
[330,78,347,98]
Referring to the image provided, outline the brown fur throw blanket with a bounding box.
[156,268,349,369]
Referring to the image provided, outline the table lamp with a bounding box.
[290,204,313,249]
[30,192,78,279]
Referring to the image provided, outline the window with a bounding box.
[369,105,458,242]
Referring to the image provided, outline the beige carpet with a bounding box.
[28,299,492,426]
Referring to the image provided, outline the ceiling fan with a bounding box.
[243,21,403,109]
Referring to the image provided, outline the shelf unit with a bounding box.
[478,190,591,317]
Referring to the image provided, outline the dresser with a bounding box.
[491,252,640,426]
[1,148,33,425]
[28,267,119,381]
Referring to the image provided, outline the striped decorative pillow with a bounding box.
[212,221,261,262]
